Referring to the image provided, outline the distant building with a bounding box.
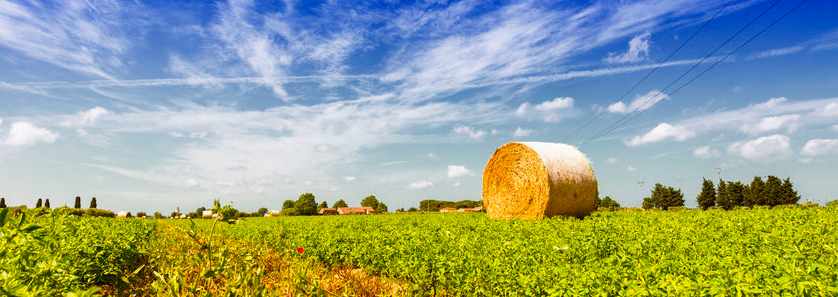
[440,207,457,212]
[337,207,375,215]
[319,208,339,215]
[457,206,483,212]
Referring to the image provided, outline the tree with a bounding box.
[89,197,97,209]
[696,178,716,210]
[765,175,783,206]
[650,183,684,210]
[333,199,348,209]
[745,176,765,207]
[282,200,296,210]
[171,211,181,218]
[44,199,50,208]
[197,206,206,214]
[361,195,380,209]
[408,207,418,212]
[137,212,148,218]
[597,196,620,209]
[641,197,655,209]
[780,177,800,205]
[0,197,6,208]
[295,193,317,216]
[716,180,733,210]
[36,198,43,208]
[318,201,328,209]
[396,208,405,212]
[280,208,298,216]
[728,181,746,208]
[376,202,388,213]
[257,207,268,216]
[74,196,82,209]
[154,212,164,219]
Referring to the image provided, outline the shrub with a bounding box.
[280,207,298,216]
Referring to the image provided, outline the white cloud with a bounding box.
[447,165,474,178]
[0,117,3,125]
[408,180,433,190]
[453,181,461,187]
[80,107,110,125]
[693,146,720,159]
[626,123,695,146]
[739,114,801,135]
[626,165,637,172]
[605,32,651,64]
[490,129,499,135]
[426,153,438,159]
[513,127,533,138]
[606,158,619,165]
[814,102,838,117]
[452,125,486,139]
[344,176,356,182]
[747,46,805,60]
[727,134,792,162]
[751,97,787,109]
[3,122,60,147]
[801,139,838,156]
[516,97,574,122]
[607,90,669,114]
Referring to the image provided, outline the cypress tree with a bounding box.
[717,180,732,210]
[74,196,82,209]
[36,198,43,208]
[45,199,51,208]
[728,181,746,208]
[696,178,716,210]
[765,176,783,206]
[780,177,800,205]
[0,197,6,208]
[746,176,765,207]
[89,197,97,209]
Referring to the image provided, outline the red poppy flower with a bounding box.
[296,247,305,254]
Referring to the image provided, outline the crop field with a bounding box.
[3,207,838,296]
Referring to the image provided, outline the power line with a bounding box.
[560,0,736,143]
[580,0,808,146]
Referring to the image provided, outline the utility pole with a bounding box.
[714,165,724,181]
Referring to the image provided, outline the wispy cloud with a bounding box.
[604,32,651,64]
[606,90,669,114]
[0,0,143,79]
[747,46,805,60]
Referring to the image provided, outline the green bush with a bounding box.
[280,207,298,216]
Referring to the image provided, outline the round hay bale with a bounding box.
[482,142,598,219]
[202,210,213,219]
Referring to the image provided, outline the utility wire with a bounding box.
[560,0,736,143]
[579,0,791,147]
[582,0,809,146]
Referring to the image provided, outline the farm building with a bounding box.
[337,207,375,215]
[440,207,457,212]
[457,206,483,212]
[319,208,339,215]
[116,211,132,218]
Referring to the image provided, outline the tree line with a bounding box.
[696,175,800,210]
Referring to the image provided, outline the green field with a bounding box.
[3,207,838,296]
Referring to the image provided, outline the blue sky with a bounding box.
[1,0,837,213]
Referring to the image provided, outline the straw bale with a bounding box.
[482,142,597,219]
[116,211,132,218]
[202,210,213,219]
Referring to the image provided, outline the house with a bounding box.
[319,208,339,215]
[457,206,483,212]
[440,207,457,212]
[337,207,376,215]
[116,211,132,218]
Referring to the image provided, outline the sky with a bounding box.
[1,0,837,213]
